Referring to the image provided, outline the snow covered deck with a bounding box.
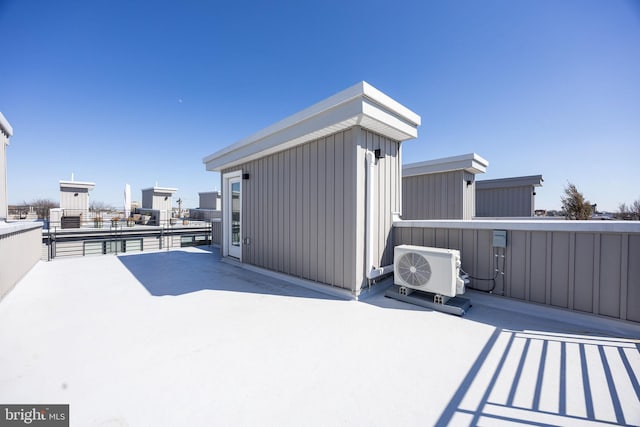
[1,247,639,426]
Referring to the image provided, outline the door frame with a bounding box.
[222,170,242,260]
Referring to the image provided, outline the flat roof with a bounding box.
[477,174,544,189]
[203,81,421,171]
[1,247,638,426]
[141,186,178,194]
[59,180,95,190]
[403,152,489,177]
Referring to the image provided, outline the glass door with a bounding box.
[228,178,241,258]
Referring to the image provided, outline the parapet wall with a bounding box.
[0,222,42,300]
[394,219,640,323]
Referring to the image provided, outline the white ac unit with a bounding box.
[394,245,466,297]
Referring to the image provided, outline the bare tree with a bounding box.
[632,199,640,219]
[616,198,640,220]
[617,203,629,220]
[90,200,114,212]
[25,199,59,220]
[561,183,592,220]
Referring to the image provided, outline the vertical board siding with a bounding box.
[599,234,621,318]
[394,225,639,323]
[550,232,570,308]
[627,235,640,322]
[224,127,401,292]
[476,186,534,217]
[529,232,547,304]
[358,128,400,288]
[402,171,468,220]
[574,233,595,313]
[463,172,476,219]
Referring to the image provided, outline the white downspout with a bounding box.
[365,151,394,281]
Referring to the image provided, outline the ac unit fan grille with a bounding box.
[397,252,432,287]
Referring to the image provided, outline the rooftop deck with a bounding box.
[1,247,638,426]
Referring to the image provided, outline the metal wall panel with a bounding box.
[529,231,548,304]
[476,186,534,217]
[574,233,595,313]
[402,171,469,220]
[627,235,640,322]
[394,224,639,323]
[60,189,89,211]
[222,126,400,293]
[550,232,570,308]
[599,234,621,318]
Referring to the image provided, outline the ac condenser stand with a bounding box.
[384,285,472,316]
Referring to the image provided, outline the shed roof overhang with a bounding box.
[476,175,544,190]
[402,153,489,177]
[0,112,13,141]
[59,180,95,191]
[141,186,178,195]
[203,81,421,171]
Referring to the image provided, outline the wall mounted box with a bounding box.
[492,230,507,248]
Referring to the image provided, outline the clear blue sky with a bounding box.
[1,0,638,211]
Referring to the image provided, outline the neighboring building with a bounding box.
[0,112,13,220]
[59,180,95,211]
[476,175,543,217]
[203,81,420,296]
[50,179,95,228]
[139,186,177,225]
[402,153,488,220]
[189,191,221,221]
[199,191,221,210]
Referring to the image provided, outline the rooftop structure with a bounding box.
[402,153,489,220]
[140,186,178,226]
[198,191,220,210]
[59,179,95,211]
[203,82,421,296]
[141,186,177,210]
[476,175,544,217]
[1,247,638,426]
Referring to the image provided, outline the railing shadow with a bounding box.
[116,248,340,301]
[435,327,640,426]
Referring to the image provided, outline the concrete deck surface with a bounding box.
[1,247,639,426]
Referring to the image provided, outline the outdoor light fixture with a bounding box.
[466,180,472,187]
[242,173,250,180]
[74,193,78,196]
[374,149,384,159]
[164,196,168,200]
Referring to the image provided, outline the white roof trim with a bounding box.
[403,153,489,177]
[203,81,421,171]
[0,112,13,138]
[59,180,95,190]
[142,186,178,194]
[477,175,544,189]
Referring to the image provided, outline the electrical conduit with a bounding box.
[365,151,394,281]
